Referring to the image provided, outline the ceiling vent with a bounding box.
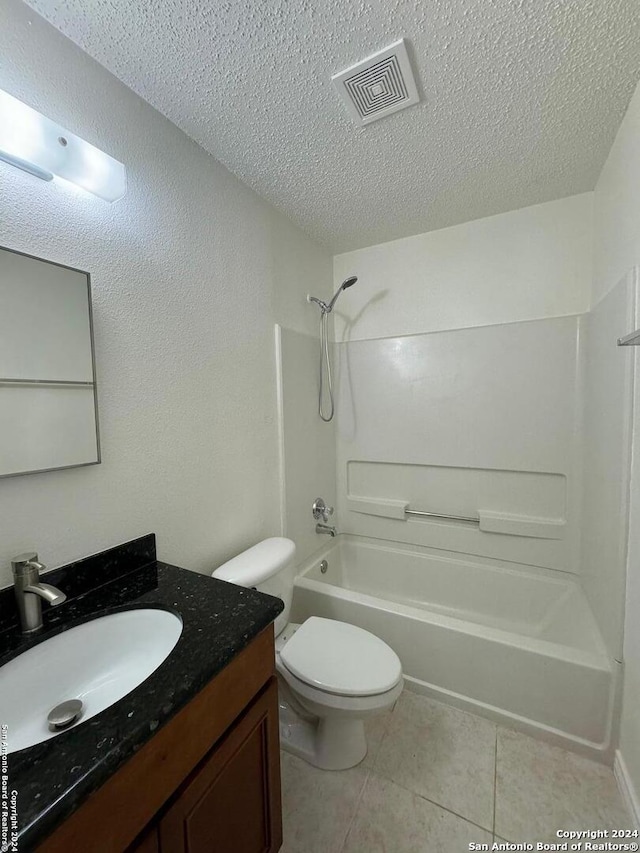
[331,38,420,127]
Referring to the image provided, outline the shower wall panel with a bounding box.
[580,269,637,660]
[277,326,337,564]
[334,315,582,573]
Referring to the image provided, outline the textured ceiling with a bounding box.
[23,0,640,252]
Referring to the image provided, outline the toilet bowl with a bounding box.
[275,618,403,769]
[213,537,403,770]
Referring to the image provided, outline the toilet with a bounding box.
[213,537,403,770]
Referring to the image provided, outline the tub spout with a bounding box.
[316,523,336,537]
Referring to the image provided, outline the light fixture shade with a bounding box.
[0,89,126,202]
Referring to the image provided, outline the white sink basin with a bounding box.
[1,608,183,754]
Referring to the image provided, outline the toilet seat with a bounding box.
[277,656,403,715]
[279,616,402,697]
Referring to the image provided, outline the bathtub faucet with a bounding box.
[316,523,336,537]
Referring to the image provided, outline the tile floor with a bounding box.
[280,691,631,853]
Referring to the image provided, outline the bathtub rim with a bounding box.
[300,531,598,584]
[296,535,611,670]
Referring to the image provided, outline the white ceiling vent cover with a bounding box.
[332,39,420,127]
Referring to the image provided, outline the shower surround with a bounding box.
[277,195,635,761]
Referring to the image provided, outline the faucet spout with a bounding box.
[316,523,337,537]
[11,552,66,634]
[23,583,66,606]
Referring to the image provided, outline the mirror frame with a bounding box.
[0,244,101,479]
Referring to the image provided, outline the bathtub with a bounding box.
[291,535,615,757]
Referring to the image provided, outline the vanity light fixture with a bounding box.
[0,88,126,202]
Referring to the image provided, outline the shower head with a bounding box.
[326,275,358,312]
[308,275,358,314]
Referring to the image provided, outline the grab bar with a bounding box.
[405,508,479,524]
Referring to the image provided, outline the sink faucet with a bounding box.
[11,552,66,634]
[315,523,336,537]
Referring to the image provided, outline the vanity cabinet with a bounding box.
[38,626,282,853]
[128,827,160,853]
[158,679,280,852]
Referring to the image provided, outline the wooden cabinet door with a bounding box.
[159,678,282,853]
[126,825,160,853]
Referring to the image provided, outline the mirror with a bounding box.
[0,246,100,477]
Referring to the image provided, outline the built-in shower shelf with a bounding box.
[347,497,409,519]
[617,329,640,346]
[478,510,566,539]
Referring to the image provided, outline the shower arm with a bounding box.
[308,295,330,314]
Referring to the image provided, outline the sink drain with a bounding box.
[48,699,83,731]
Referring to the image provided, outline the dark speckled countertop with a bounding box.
[0,534,283,851]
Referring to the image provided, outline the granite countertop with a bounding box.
[0,534,283,850]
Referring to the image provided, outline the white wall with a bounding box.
[594,83,640,306]
[593,80,640,815]
[333,193,593,342]
[0,0,331,586]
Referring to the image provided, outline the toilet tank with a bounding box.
[212,537,296,636]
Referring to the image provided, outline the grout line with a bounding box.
[371,704,397,763]
[366,689,496,834]
[338,767,371,853]
[367,766,493,835]
[339,704,400,853]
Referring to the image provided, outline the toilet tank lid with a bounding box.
[212,537,296,587]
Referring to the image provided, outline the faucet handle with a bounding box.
[312,498,334,523]
[12,552,46,575]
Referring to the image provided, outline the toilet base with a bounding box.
[279,698,367,770]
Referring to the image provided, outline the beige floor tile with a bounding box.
[495,728,631,843]
[362,708,394,769]
[280,751,369,853]
[343,773,493,853]
[374,691,497,830]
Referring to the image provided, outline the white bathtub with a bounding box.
[291,536,615,757]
